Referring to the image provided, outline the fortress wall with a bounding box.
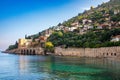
[6,47,44,55]
[5,46,120,57]
[55,47,120,58]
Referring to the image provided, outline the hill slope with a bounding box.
[7,0,120,50]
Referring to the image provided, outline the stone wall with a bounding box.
[54,47,120,58]
[5,46,120,57]
[5,47,44,55]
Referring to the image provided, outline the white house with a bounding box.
[71,22,79,27]
[83,25,93,29]
[88,26,93,29]
[82,19,92,25]
[114,10,120,15]
[82,19,88,25]
[118,22,120,25]
[55,25,64,31]
[69,27,78,31]
[111,35,120,42]
[97,26,103,29]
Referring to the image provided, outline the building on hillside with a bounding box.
[100,23,111,29]
[111,35,120,42]
[35,39,40,42]
[111,22,117,28]
[18,39,32,48]
[104,14,109,17]
[82,19,92,25]
[82,19,88,25]
[97,26,103,29]
[55,25,64,31]
[39,36,47,47]
[119,22,120,25]
[79,29,86,35]
[88,25,94,29]
[44,29,53,37]
[63,27,69,32]
[79,25,83,28]
[69,26,78,31]
[114,10,120,14]
[55,26,61,31]
[83,25,93,30]
[71,22,79,27]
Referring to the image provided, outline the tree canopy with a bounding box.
[48,28,120,48]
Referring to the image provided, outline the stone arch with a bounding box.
[107,53,109,56]
[33,50,36,55]
[114,53,116,56]
[30,49,32,54]
[27,49,29,54]
[21,50,23,54]
[23,50,25,55]
[111,53,113,56]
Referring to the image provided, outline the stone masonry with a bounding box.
[54,47,120,58]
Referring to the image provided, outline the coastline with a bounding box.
[3,46,120,59]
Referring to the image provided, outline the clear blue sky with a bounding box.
[0,0,109,50]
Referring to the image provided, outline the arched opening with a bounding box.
[114,53,116,56]
[33,50,36,55]
[30,49,32,54]
[24,50,26,54]
[107,53,108,56]
[21,50,23,54]
[111,53,113,56]
[27,50,29,54]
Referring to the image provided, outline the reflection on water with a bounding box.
[0,52,120,80]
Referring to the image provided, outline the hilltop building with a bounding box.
[18,38,32,48]
[39,36,47,47]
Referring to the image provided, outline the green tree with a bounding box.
[45,42,54,52]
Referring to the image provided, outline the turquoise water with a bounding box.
[0,52,120,80]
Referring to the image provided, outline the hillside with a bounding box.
[47,0,120,48]
[26,0,120,39]
[7,0,120,50]
[61,0,120,28]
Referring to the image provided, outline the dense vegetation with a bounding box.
[7,41,18,50]
[47,0,120,48]
[45,41,54,52]
[25,0,120,40]
[48,28,120,48]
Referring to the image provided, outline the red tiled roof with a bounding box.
[112,35,120,38]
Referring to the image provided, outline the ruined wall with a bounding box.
[54,47,120,58]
